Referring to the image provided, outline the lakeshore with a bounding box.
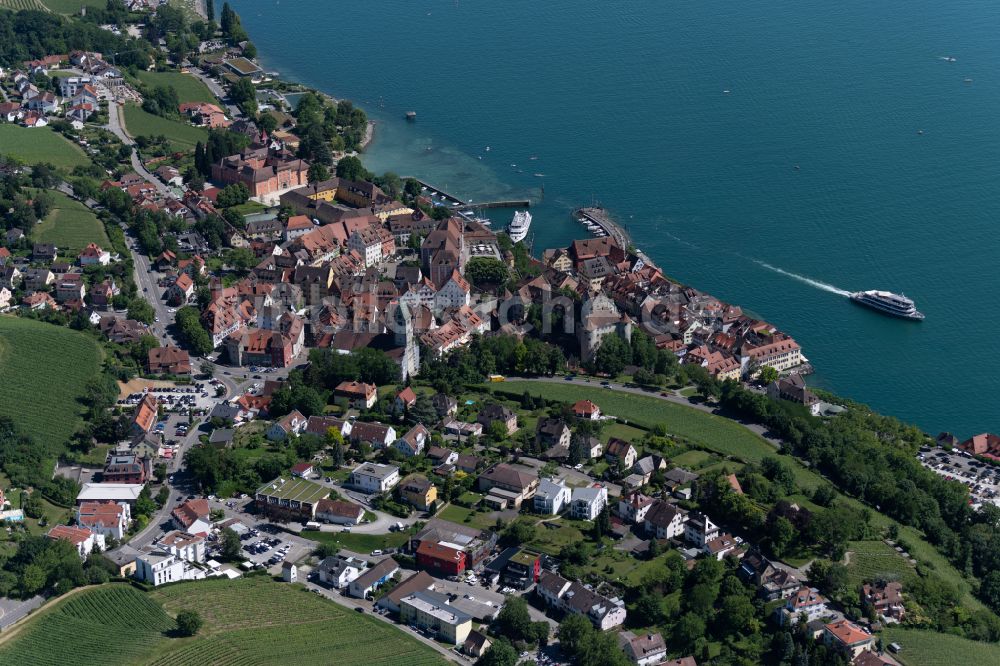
[231,0,1000,437]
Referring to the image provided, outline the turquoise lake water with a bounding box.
[232,0,1000,437]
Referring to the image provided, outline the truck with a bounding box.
[304,521,321,531]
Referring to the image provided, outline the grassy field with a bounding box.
[135,70,217,104]
[34,190,110,251]
[495,381,781,465]
[148,577,445,665]
[0,579,446,666]
[0,316,102,454]
[437,503,498,531]
[0,585,174,665]
[882,627,1000,666]
[309,529,411,554]
[0,125,90,169]
[122,104,209,152]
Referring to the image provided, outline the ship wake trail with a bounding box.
[754,261,850,296]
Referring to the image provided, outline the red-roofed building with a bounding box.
[571,399,601,420]
[394,387,417,412]
[823,620,876,659]
[78,242,110,266]
[131,394,158,435]
[47,525,104,558]
[335,381,377,410]
[416,540,467,577]
[148,345,191,375]
[171,498,212,534]
[76,501,131,539]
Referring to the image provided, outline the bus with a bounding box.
[488,374,506,383]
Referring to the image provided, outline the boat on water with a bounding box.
[849,290,925,321]
[508,210,532,243]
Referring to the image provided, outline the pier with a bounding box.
[407,178,531,212]
[573,206,658,269]
[574,207,631,248]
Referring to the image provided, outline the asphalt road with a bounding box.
[105,103,171,197]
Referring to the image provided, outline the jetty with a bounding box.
[574,207,630,248]
[407,178,531,211]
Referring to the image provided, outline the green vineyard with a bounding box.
[0,586,173,666]
[0,0,48,11]
[0,579,446,666]
[148,578,446,665]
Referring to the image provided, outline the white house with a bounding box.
[777,587,828,626]
[642,501,687,540]
[267,409,307,441]
[617,491,655,524]
[317,554,368,589]
[47,525,105,559]
[433,270,471,310]
[76,500,132,540]
[171,498,213,535]
[684,512,719,547]
[570,485,608,521]
[159,530,206,563]
[134,548,206,587]
[536,571,626,631]
[533,478,571,516]
[78,243,111,266]
[394,424,429,457]
[350,463,401,494]
[315,498,365,525]
[620,631,668,666]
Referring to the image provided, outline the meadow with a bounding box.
[122,104,208,152]
[134,71,217,105]
[0,316,102,454]
[0,125,90,169]
[494,381,782,466]
[34,190,110,250]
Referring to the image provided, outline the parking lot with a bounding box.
[120,383,217,415]
[919,446,1000,506]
